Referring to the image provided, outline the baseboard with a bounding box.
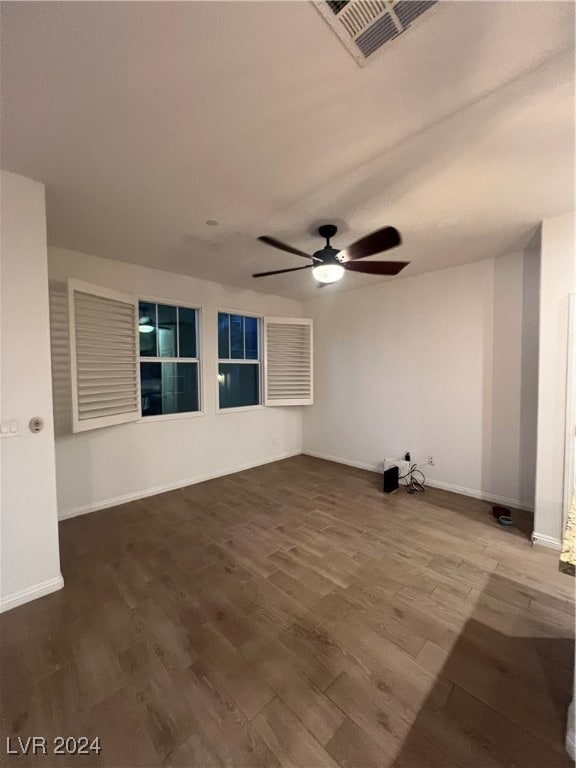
[567,729,575,763]
[304,449,383,474]
[58,450,302,521]
[302,450,534,512]
[566,700,575,761]
[424,479,534,512]
[0,574,64,613]
[531,532,562,550]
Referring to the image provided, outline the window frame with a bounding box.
[138,295,204,422]
[216,307,263,414]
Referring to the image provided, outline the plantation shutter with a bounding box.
[68,279,140,432]
[264,318,313,406]
[49,282,73,435]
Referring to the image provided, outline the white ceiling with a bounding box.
[1,1,574,300]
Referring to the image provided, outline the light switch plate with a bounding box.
[1,420,20,438]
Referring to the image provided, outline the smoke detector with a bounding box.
[314,0,439,66]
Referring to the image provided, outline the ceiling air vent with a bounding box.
[314,0,439,66]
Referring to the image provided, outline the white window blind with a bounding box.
[68,279,140,432]
[264,318,313,406]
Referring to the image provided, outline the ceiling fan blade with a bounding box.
[343,261,409,276]
[339,227,402,261]
[252,265,314,278]
[258,236,319,261]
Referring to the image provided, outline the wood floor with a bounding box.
[1,455,574,767]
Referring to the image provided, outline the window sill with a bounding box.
[216,405,264,415]
[138,410,204,424]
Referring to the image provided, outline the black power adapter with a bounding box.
[383,465,399,493]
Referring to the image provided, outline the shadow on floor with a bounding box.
[395,573,574,767]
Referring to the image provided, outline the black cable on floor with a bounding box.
[398,463,426,494]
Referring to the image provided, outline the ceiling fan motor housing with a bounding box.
[313,246,342,264]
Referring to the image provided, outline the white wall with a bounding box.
[534,213,575,545]
[0,171,62,611]
[518,232,541,513]
[48,248,303,518]
[303,252,540,510]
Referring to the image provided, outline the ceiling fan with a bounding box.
[253,224,409,284]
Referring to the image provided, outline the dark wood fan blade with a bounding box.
[340,227,402,261]
[258,236,319,261]
[252,265,314,278]
[344,261,409,276]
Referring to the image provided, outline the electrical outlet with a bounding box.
[427,455,435,466]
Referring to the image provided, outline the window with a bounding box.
[139,301,200,417]
[217,312,260,409]
[67,280,311,432]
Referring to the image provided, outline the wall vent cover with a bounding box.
[314,0,438,66]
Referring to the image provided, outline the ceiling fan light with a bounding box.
[312,264,345,284]
[139,324,155,333]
